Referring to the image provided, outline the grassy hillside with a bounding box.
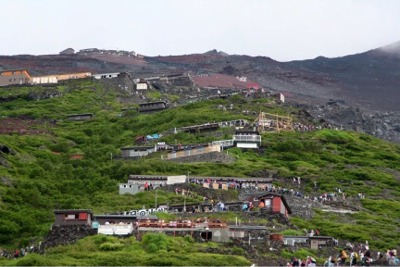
[0,79,399,264]
[0,234,251,266]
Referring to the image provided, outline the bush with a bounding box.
[99,242,124,251]
[273,140,304,152]
[184,235,194,243]
[16,253,58,266]
[141,233,168,253]
[281,229,304,236]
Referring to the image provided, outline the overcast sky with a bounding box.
[1,0,400,61]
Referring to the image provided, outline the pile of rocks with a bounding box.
[40,225,97,252]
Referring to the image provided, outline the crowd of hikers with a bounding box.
[286,241,399,266]
[0,244,39,259]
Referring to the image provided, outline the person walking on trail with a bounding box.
[340,249,348,265]
[350,250,359,266]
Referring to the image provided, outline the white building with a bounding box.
[93,73,121,79]
[136,82,148,90]
[31,76,58,84]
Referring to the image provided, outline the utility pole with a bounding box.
[184,193,186,213]
[155,190,158,209]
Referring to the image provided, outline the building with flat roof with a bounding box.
[53,209,93,226]
[0,69,31,86]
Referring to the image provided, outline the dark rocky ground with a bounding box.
[290,99,400,143]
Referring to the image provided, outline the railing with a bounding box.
[98,224,134,235]
[233,135,261,143]
[212,140,234,147]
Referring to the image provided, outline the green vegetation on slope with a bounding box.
[0,234,250,266]
[0,79,399,254]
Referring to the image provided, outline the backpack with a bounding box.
[354,252,359,259]
[342,251,348,259]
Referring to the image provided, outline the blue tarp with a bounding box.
[145,134,160,140]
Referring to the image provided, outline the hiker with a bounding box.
[13,249,20,259]
[308,229,315,237]
[306,256,316,267]
[350,250,359,266]
[323,256,335,267]
[291,257,299,266]
[340,249,348,265]
[242,203,249,212]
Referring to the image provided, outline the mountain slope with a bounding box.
[0,79,399,257]
[287,42,400,111]
[1,41,400,112]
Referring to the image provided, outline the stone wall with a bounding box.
[167,151,236,163]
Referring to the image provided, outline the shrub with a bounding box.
[281,229,304,236]
[273,140,304,152]
[16,253,58,266]
[184,235,194,243]
[141,233,168,253]
[99,242,124,251]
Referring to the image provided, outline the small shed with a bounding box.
[274,93,285,103]
[119,183,141,195]
[254,193,292,218]
[67,113,94,121]
[283,235,309,246]
[92,73,122,79]
[136,79,148,90]
[59,48,75,55]
[138,101,167,112]
[121,146,155,158]
[53,209,93,226]
[309,236,334,250]
[233,130,261,148]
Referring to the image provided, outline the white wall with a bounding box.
[32,76,58,84]
[136,83,148,90]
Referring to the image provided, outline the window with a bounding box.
[65,214,78,220]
